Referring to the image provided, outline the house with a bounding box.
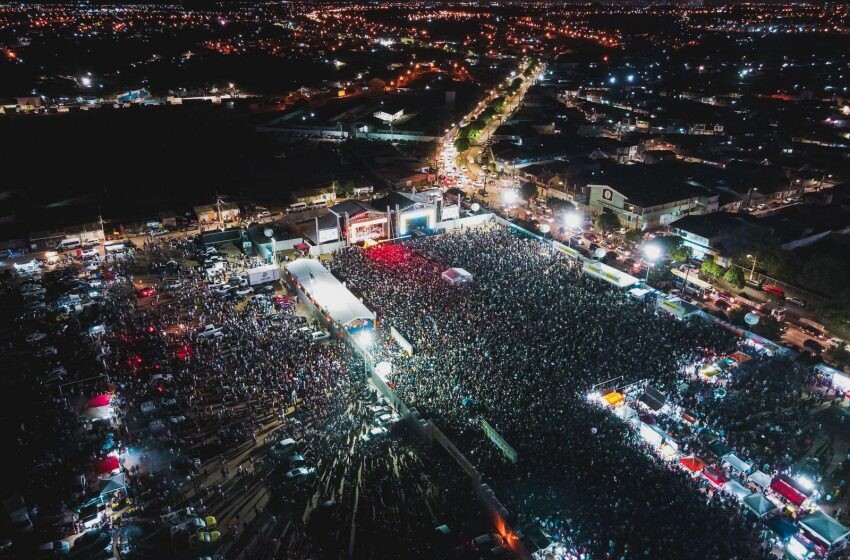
[194,202,240,226]
[668,212,768,266]
[294,187,337,205]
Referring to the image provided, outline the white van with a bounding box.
[287,202,307,213]
[56,238,81,252]
[308,200,327,209]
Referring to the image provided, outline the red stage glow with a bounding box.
[365,243,415,268]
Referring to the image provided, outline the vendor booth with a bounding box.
[798,511,850,554]
[723,480,751,500]
[749,470,772,489]
[679,455,706,476]
[770,474,810,507]
[95,456,119,477]
[721,453,753,475]
[638,386,667,413]
[743,493,779,518]
[702,467,729,488]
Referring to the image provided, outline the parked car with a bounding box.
[360,427,389,442]
[803,339,824,354]
[37,540,70,555]
[191,531,222,546]
[762,284,785,297]
[310,330,330,342]
[137,287,156,298]
[785,296,806,307]
[270,438,297,457]
[800,325,823,338]
[285,467,316,481]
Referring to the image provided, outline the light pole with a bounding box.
[643,243,662,284]
[564,211,581,249]
[747,254,758,281]
[539,223,551,251]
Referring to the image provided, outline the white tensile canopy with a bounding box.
[441,267,473,285]
[286,259,375,330]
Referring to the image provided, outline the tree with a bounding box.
[700,259,725,280]
[656,236,690,263]
[466,128,481,144]
[520,181,538,202]
[454,137,470,152]
[797,250,850,295]
[624,229,644,244]
[595,212,620,233]
[669,245,692,263]
[723,266,745,289]
[492,96,507,113]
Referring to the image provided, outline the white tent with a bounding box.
[82,406,112,420]
[286,259,375,331]
[724,480,751,500]
[748,470,772,488]
[722,453,754,474]
[743,493,779,518]
[441,268,473,285]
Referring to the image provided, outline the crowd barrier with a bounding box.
[336,316,531,558]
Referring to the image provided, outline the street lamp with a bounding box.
[503,189,518,206]
[746,254,758,281]
[563,212,581,248]
[643,243,662,283]
[539,223,551,244]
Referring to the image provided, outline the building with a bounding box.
[294,187,337,205]
[194,202,240,227]
[668,212,768,266]
[582,164,718,230]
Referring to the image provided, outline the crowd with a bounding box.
[2,234,486,560]
[329,226,764,559]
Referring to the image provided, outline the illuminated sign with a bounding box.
[398,207,437,235]
[348,217,388,243]
[602,188,613,201]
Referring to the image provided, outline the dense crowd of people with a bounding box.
[329,226,767,559]
[2,235,482,559]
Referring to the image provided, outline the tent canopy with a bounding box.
[722,453,753,474]
[703,467,729,487]
[639,386,666,412]
[743,493,779,518]
[724,480,751,500]
[286,259,375,331]
[770,474,809,506]
[749,470,772,488]
[87,394,111,408]
[98,474,126,496]
[95,456,119,475]
[765,515,798,540]
[83,406,112,420]
[800,511,850,547]
[441,267,473,285]
[679,455,706,474]
[602,391,624,407]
